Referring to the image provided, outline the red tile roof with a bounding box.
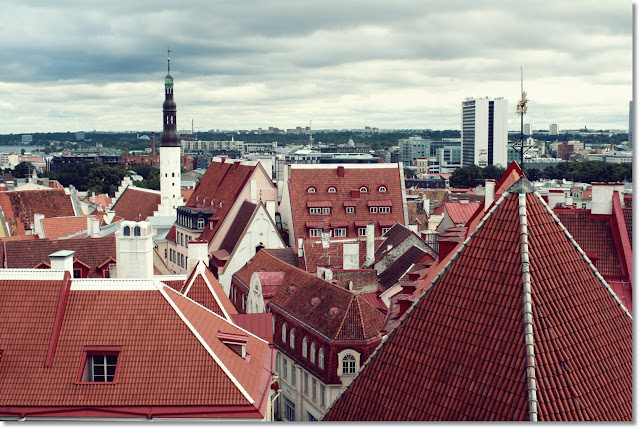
[324,179,632,421]
[231,313,275,344]
[84,193,112,209]
[303,238,385,272]
[4,235,116,278]
[443,201,481,224]
[0,272,272,419]
[111,186,160,221]
[287,164,406,241]
[41,216,89,239]
[181,262,238,320]
[0,189,75,236]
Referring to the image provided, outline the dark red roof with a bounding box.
[111,186,160,222]
[287,165,405,241]
[0,272,273,419]
[0,189,75,236]
[219,201,257,254]
[231,313,275,344]
[324,179,632,421]
[4,235,116,278]
[181,262,238,319]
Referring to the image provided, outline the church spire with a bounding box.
[161,47,179,148]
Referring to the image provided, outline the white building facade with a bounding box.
[461,97,508,167]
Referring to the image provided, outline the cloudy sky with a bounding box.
[0,1,632,134]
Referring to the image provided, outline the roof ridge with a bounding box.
[533,192,632,319]
[518,192,538,421]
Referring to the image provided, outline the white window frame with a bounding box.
[320,384,326,408]
[290,361,296,387]
[334,228,346,237]
[382,227,391,235]
[312,378,317,402]
[379,206,390,213]
[307,187,316,193]
[378,186,387,192]
[289,328,295,349]
[346,206,355,214]
[303,371,309,396]
[318,348,325,370]
[309,207,322,215]
[284,396,295,421]
[302,337,308,358]
[309,228,322,237]
[282,357,288,380]
[360,186,368,192]
[370,206,378,213]
[327,187,337,193]
[282,323,287,343]
[89,354,118,382]
[322,207,330,214]
[310,342,316,364]
[358,227,367,236]
[342,354,356,375]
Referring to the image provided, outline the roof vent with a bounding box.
[286,284,297,295]
[326,306,340,319]
[309,296,322,307]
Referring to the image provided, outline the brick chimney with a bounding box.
[151,131,156,156]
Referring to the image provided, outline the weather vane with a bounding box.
[167,45,171,73]
[511,66,532,167]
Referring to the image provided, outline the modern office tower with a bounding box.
[398,136,431,166]
[461,97,508,167]
[524,124,531,135]
[549,123,559,135]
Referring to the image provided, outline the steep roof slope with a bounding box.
[323,179,632,421]
[442,201,481,224]
[41,216,88,239]
[181,261,238,319]
[0,188,75,236]
[110,186,160,222]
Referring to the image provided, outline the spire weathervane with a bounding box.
[511,66,532,167]
[167,45,171,73]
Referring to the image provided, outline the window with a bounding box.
[307,187,316,193]
[282,323,287,343]
[382,227,391,235]
[283,396,295,421]
[318,348,325,370]
[275,353,280,375]
[197,218,205,229]
[309,228,322,237]
[334,228,346,237]
[370,206,378,213]
[123,226,130,236]
[360,186,368,192]
[303,371,309,396]
[73,268,83,278]
[302,337,308,358]
[346,206,355,214]
[164,249,167,259]
[289,328,295,349]
[88,355,117,382]
[134,226,141,236]
[282,357,288,380]
[342,354,356,375]
[358,227,367,236]
[312,378,317,402]
[310,342,316,364]
[309,207,322,215]
[320,384,326,408]
[322,207,330,214]
[327,187,336,193]
[290,361,296,387]
[379,206,390,213]
[378,186,387,192]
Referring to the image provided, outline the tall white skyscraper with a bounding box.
[549,123,559,135]
[461,97,508,167]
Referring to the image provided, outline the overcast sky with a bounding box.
[0,1,632,134]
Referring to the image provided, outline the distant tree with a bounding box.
[481,164,506,181]
[450,164,483,188]
[523,167,542,181]
[12,161,31,178]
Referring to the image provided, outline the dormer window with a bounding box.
[326,306,340,319]
[78,346,122,384]
[327,187,337,193]
[217,332,249,359]
[307,187,316,193]
[197,218,205,229]
[360,186,368,192]
[378,186,387,192]
[342,354,356,375]
[309,297,322,307]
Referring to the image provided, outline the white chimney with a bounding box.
[187,239,209,273]
[547,190,565,209]
[324,268,333,281]
[34,213,45,238]
[613,184,625,207]
[87,215,100,238]
[591,184,614,215]
[407,224,418,234]
[423,198,430,214]
[116,221,153,278]
[343,242,359,270]
[50,250,75,276]
[484,179,495,212]
[365,222,375,266]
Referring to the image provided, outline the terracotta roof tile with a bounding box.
[622,208,632,248]
[287,165,406,241]
[111,186,160,221]
[41,216,89,239]
[324,182,632,421]
[443,202,481,224]
[219,201,257,254]
[0,189,75,236]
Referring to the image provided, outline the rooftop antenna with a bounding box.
[511,66,532,168]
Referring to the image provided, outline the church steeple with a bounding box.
[161,47,179,147]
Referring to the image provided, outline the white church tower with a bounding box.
[156,48,184,216]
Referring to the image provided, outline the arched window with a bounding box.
[307,187,316,193]
[289,328,295,349]
[378,185,387,192]
[134,226,141,236]
[318,348,325,370]
[342,354,356,375]
[302,337,308,358]
[197,218,205,229]
[310,342,316,364]
[360,186,368,192]
[282,323,287,344]
[123,226,130,236]
[327,187,337,193]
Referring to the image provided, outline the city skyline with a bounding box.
[1,1,631,134]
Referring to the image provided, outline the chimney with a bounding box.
[423,198,430,214]
[187,239,209,273]
[613,183,625,207]
[87,215,100,238]
[151,132,156,156]
[547,190,565,209]
[337,166,345,177]
[484,179,495,211]
[324,268,333,281]
[34,213,45,238]
[591,183,614,215]
[50,250,75,276]
[365,222,375,266]
[297,237,304,257]
[343,242,359,270]
[406,224,418,234]
[233,160,241,171]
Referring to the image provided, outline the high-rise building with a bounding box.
[461,97,508,167]
[156,51,184,216]
[549,123,559,135]
[524,123,531,135]
[398,136,431,166]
